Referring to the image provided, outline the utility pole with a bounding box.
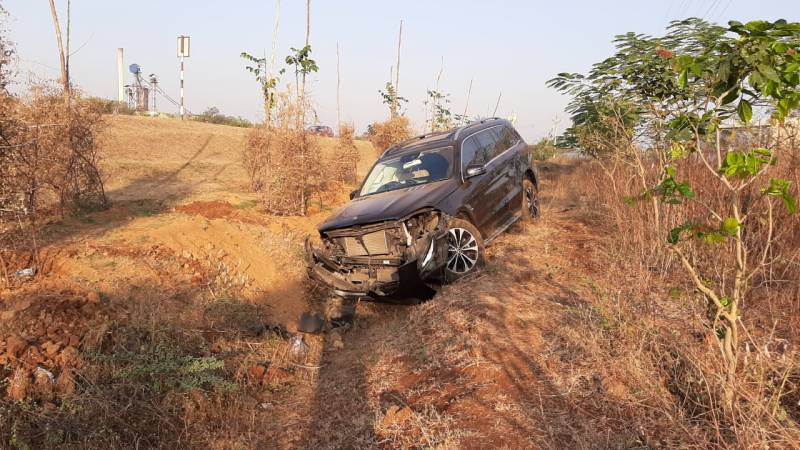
[305,0,311,47]
[177,35,190,119]
[298,0,311,128]
[117,48,124,105]
[180,54,185,119]
[431,56,444,132]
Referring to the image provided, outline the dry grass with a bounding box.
[552,155,800,447]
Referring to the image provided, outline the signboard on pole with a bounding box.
[177,36,190,58]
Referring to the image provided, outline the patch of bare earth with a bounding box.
[0,117,375,448]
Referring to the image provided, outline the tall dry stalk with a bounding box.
[336,41,341,129]
[47,0,69,95]
[267,0,281,125]
[462,77,473,122]
[392,19,403,118]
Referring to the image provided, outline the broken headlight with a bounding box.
[421,238,435,267]
[402,210,441,243]
[400,210,444,269]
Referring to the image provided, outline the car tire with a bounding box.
[444,218,485,283]
[521,178,540,221]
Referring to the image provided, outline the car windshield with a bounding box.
[359,146,454,196]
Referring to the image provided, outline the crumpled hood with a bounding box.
[318,179,457,232]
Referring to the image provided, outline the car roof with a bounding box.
[380,117,512,160]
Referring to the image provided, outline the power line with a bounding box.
[715,0,734,23]
[702,0,721,21]
[664,1,675,23]
[150,81,192,116]
[676,0,691,18]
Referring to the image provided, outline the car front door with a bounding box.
[489,125,525,227]
[460,126,508,237]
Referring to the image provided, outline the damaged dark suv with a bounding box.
[305,118,539,301]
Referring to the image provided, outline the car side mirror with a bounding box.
[464,164,486,178]
[349,189,359,200]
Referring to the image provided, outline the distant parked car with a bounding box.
[307,125,334,137]
[305,118,540,302]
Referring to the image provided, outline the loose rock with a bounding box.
[6,334,27,358]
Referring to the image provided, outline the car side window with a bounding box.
[461,125,518,172]
[489,126,518,160]
[460,135,486,172]
[477,126,504,162]
[475,128,498,158]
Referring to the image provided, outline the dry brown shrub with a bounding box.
[1,89,107,215]
[368,115,412,156]
[242,126,270,192]
[1,86,107,280]
[242,91,321,216]
[324,123,359,184]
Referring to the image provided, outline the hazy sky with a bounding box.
[3,0,795,140]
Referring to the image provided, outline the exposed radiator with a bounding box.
[343,230,389,256]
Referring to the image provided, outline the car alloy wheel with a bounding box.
[447,227,479,274]
[524,180,540,219]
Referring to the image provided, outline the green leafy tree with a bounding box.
[283,45,318,101]
[379,81,407,117]
[658,20,799,409]
[424,89,464,132]
[240,51,279,123]
[550,18,800,411]
[0,5,13,93]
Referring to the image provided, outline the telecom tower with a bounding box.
[125,63,149,112]
[148,73,158,114]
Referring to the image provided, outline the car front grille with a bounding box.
[342,230,389,256]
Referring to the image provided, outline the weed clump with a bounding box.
[530,138,559,160]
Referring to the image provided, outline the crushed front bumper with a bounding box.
[304,223,449,301]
